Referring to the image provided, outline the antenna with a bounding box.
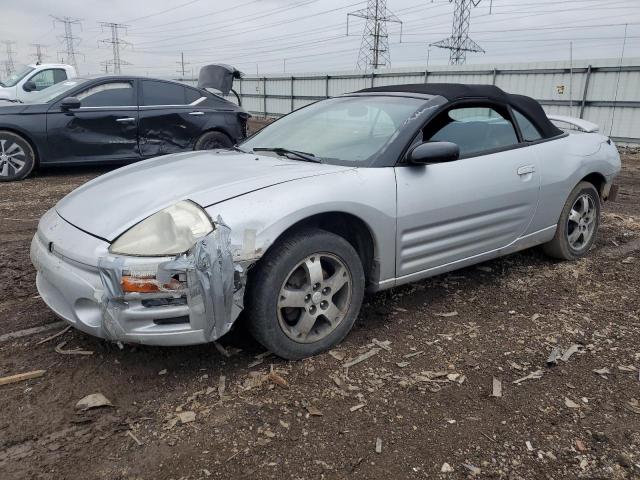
[431,0,485,65]
[98,22,131,75]
[51,16,82,72]
[347,0,402,70]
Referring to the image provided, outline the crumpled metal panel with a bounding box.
[97,216,245,343]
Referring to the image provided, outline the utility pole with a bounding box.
[347,0,402,70]
[176,52,189,78]
[432,0,485,65]
[51,16,82,72]
[99,22,130,75]
[31,43,47,64]
[1,41,16,76]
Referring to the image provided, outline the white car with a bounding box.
[0,63,77,103]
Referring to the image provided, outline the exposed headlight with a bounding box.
[109,200,213,256]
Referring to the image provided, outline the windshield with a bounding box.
[241,96,426,166]
[26,78,89,104]
[0,65,34,88]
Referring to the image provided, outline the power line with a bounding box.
[99,22,131,74]
[52,16,82,73]
[31,43,48,64]
[1,40,16,76]
[432,0,485,64]
[347,0,403,70]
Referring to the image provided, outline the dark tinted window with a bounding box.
[513,109,542,142]
[185,87,203,104]
[77,81,134,107]
[426,106,518,157]
[142,80,193,106]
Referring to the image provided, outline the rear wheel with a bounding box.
[0,131,35,182]
[245,228,365,360]
[194,131,234,151]
[543,181,600,260]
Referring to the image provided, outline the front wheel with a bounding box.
[194,131,233,151]
[543,181,601,260]
[0,131,35,182]
[245,228,365,360]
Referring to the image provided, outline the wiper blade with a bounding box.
[253,147,321,163]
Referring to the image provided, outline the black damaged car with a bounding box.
[0,72,249,181]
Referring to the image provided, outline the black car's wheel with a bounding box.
[0,131,35,182]
[245,228,365,360]
[194,131,234,151]
[543,181,601,260]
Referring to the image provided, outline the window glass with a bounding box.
[185,87,203,104]
[142,80,189,106]
[513,109,542,142]
[29,69,67,91]
[77,82,134,107]
[241,96,426,165]
[427,106,519,157]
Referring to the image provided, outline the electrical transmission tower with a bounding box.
[176,52,189,78]
[347,0,402,70]
[99,22,131,75]
[1,41,16,76]
[52,16,82,72]
[31,43,48,64]
[432,0,485,65]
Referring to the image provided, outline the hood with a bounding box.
[56,150,351,241]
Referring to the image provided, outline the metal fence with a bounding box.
[180,58,640,144]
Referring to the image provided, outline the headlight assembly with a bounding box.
[109,200,213,256]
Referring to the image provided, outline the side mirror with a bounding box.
[60,97,81,111]
[23,80,36,92]
[408,141,459,165]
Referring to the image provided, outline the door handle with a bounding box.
[517,165,535,175]
[188,111,205,116]
[116,117,136,123]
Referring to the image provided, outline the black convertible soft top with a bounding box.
[357,83,563,139]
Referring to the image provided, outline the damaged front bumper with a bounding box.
[30,209,247,346]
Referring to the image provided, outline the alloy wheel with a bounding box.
[0,138,27,178]
[277,253,353,344]
[567,193,597,251]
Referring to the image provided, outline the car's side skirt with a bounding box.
[374,225,557,291]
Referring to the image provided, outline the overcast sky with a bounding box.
[1,0,639,78]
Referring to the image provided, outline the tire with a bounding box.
[543,181,601,260]
[194,131,234,151]
[245,228,365,360]
[0,131,35,182]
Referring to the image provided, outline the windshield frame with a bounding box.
[0,65,35,88]
[241,94,442,168]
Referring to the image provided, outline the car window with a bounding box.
[77,82,135,107]
[241,96,426,165]
[426,106,519,157]
[513,109,542,142]
[185,87,203,104]
[142,80,193,106]
[28,69,67,91]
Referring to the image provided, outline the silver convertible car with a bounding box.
[31,83,620,359]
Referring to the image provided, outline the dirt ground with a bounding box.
[1,147,639,480]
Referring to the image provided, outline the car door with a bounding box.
[394,104,540,279]
[138,80,211,157]
[46,79,140,163]
[20,68,68,102]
